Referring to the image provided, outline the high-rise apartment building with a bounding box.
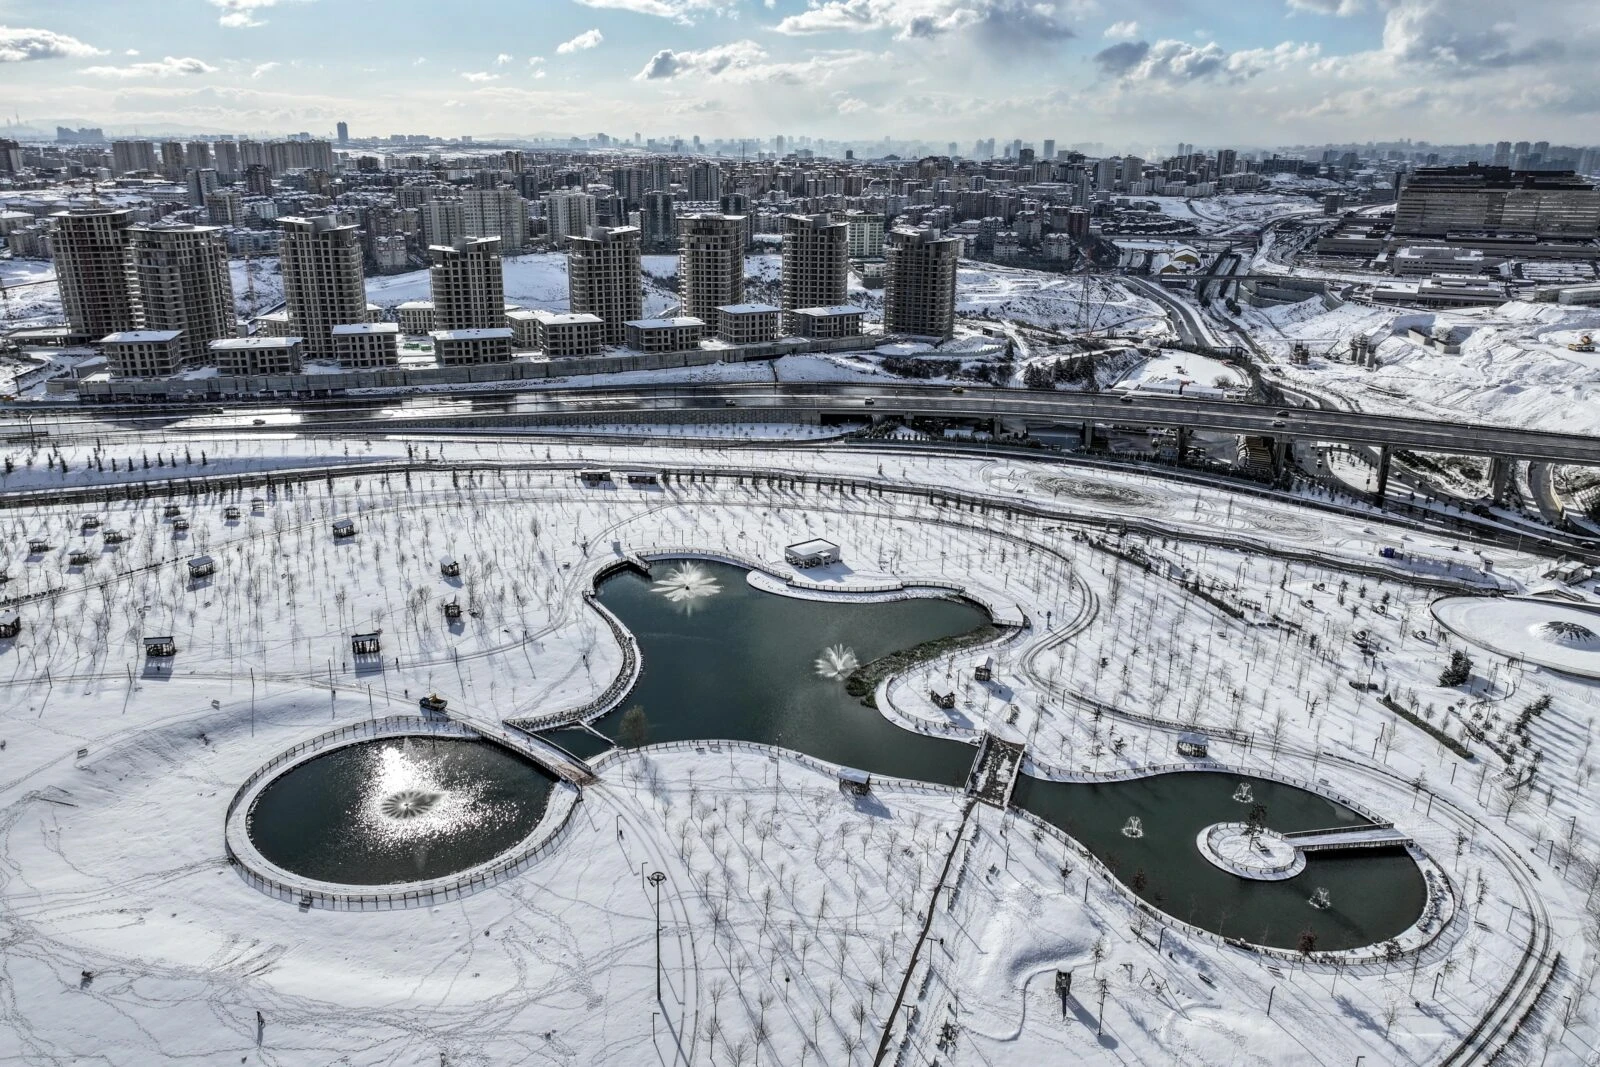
[462,187,528,251]
[545,189,597,246]
[567,225,642,346]
[429,237,505,331]
[188,168,219,207]
[50,206,138,339]
[111,140,158,176]
[842,211,885,258]
[688,162,723,202]
[336,121,349,146]
[160,141,186,179]
[186,141,212,170]
[213,140,240,180]
[640,190,677,253]
[780,213,848,331]
[419,197,464,249]
[279,215,368,361]
[206,189,244,227]
[884,228,960,340]
[1042,139,1056,162]
[677,214,745,323]
[129,224,236,366]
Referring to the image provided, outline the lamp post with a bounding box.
[649,871,667,1001]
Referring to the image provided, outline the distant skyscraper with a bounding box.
[50,206,138,339]
[1493,140,1512,167]
[419,197,464,249]
[640,190,677,253]
[336,121,349,145]
[677,213,745,322]
[1043,139,1056,161]
[567,226,642,345]
[129,224,235,366]
[429,237,504,331]
[687,161,722,202]
[780,213,848,331]
[187,168,219,208]
[884,227,959,340]
[462,186,528,250]
[111,140,157,176]
[544,189,597,247]
[186,141,212,170]
[279,215,368,361]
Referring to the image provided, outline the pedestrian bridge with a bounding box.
[1283,824,1412,852]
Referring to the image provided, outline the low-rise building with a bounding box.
[1390,245,1497,277]
[505,308,539,349]
[100,330,185,378]
[715,303,781,345]
[431,327,513,365]
[253,310,292,337]
[532,311,605,358]
[792,305,864,339]
[209,336,304,376]
[330,322,400,368]
[395,300,435,335]
[625,316,705,353]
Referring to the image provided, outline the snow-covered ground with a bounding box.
[1112,350,1248,394]
[1229,296,1600,434]
[0,436,1594,1064]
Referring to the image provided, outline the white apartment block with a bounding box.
[678,214,746,323]
[506,309,539,350]
[568,226,642,346]
[209,336,305,376]
[429,237,505,330]
[531,311,605,358]
[781,214,849,332]
[50,207,138,339]
[129,224,236,366]
[100,330,185,378]
[544,189,597,247]
[419,197,464,249]
[792,305,864,339]
[463,187,529,250]
[431,327,514,366]
[884,227,960,340]
[625,317,705,353]
[279,215,368,362]
[715,304,780,345]
[330,322,400,368]
[395,301,435,335]
[844,211,886,258]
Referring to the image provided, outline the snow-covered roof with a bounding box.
[626,317,705,330]
[100,330,182,344]
[531,311,604,326]
[716,303,781,315]
[395,300,435,310]
[795,306,864,318]
[331,323,399,335]
[787,538,839,554]
[430,328,514,341]
[209,337,303,350]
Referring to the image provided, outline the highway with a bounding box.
[14,380,1600,467]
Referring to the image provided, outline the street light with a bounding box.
[649,871,667,1001]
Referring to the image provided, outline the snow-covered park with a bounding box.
[0,432,1595,1065]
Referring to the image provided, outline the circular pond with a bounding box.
[247,736,557,885]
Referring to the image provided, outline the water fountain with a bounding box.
[1121,816,1145,839]
[814,644,859,680]
[651,562,722,610]
[1232,783,1254,804]
[1309,887,1333,910]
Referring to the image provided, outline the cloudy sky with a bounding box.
[1,0,1596,148]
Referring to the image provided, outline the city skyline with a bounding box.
[2,0,1598,145]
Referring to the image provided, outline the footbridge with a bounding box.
[1283,824,1412,852]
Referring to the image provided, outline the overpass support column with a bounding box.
[1081,421,1096,451]
[1488,457,1511,506]
[1174,426,1189,464]
[1374,445,1392,501]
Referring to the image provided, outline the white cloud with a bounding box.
[635,39,871,83]
[1093,37,1317,83]
[495,53,513,65]
[556,29,603,54]
[125,49,140,56]
[1286,0,1364,14]
[208,0,310,29]
[774,0,1081,45]
[83,55,218,78]
[533,69,547,79]
[0,26,105,63]
[461,70,500,82]
[572,0,717,25]
[1103,20,1137,40]
[250,61,279,78]
[528,56,545,66]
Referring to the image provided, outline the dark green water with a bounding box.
[587,559,1427,951]
[248,737,556,885]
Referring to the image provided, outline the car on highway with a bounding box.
[252,418,266,426]
[1271,419,1286,428]
[864,398,876,406]
[1119,394,1135,404]
[724,399,737,407]
[1275,410,1290,417]
[950,386,965,394]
